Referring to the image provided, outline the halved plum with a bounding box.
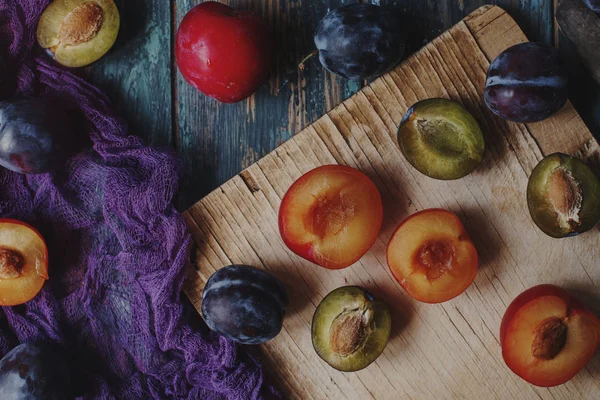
[0,219,48,306]
[527,153,600,238]
[398,98,485,180]
[278,165,383,270]
[312,286,391,372]
[387,209,478,303]
[37,0,120,68]
[501,285,600,387]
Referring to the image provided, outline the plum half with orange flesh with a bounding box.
[501,285,600,387]
[37,0,120,68]
[278,165,383,270]
[527,153,600,238]
[0,219,48,306]
[398,98,485,180]
[312,286,391,372]
[387,209,478,303]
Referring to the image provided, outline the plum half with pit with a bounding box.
[501,285,600,387]
[0,98,76,174]
[398,99,485,180]
[0,343,72,399]
[0,219,49,306]
[527,153,600,238]
[37,0,120,68]
[314,4,405,80]
[312,286,391,372]
[202,265,288,345]
[484,43,568,123]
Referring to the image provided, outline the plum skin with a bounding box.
[0,98,75,174]
[202,265,288,345]
[0,343,72,400]
[314,4,405,80]
[484,43,568,123]
[582,0,600,13]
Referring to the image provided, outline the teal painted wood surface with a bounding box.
[87,0,599,210]
[86,0,172,148]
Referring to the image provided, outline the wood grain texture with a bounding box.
[86,0,173,147]
[555,0,600,137]
[183,6,600,399]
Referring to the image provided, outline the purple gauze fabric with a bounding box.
[0,1,282,399]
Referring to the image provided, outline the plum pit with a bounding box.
[546,167,582,229]
[415,239,454,280]
[59,2,104,46]
[312,286,390,372]
[0,247,24,279]
[531,317,567,360]
[329,308,372,356]
[311,192,355,239]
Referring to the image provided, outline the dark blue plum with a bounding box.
[0,98,76,174]
[0,343,72,400]
[314,4,405,80]
[582,0,600,13]
[484,43,568,123]
[202,265,288,345]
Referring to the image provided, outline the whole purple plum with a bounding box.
[484,43,568,123]
[202,265,288,344]
[0,98,75,174]
[0,343,72,399]
[314,4,405,80]
[582,0,600,13]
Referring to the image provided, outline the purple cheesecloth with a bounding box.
[0,1,282,399]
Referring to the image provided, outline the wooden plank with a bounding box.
[183,6,600,398]
[174,0,366,209]
[86,0,172,147]
[555,2,600,140]
[379,0,553,49]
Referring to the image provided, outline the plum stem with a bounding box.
[276,50,320,94]
[298,50,319,71]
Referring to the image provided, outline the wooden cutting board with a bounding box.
[182,6,600,399]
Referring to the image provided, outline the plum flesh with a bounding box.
[0,343,72,400]
[484,43,568,123]
[0,98,75,174]
[314,4,405,80]
[398,98,485,180]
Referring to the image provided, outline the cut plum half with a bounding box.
[387,209,478,303]
[527,153,600,238]
[312,286,391,372]
[37,0,120,68]
[501,285,600,387]
[278,165,383,270]
[398,98,485,180]
[0,219,48,306]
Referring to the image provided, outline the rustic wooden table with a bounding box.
[85,0,600,210]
